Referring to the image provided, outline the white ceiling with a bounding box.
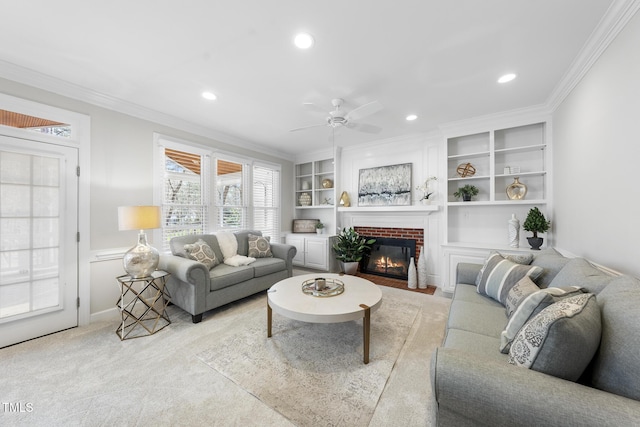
[0,0,619,157]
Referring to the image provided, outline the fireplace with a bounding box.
[359,236,416,280]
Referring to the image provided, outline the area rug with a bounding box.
[197,288,423,427]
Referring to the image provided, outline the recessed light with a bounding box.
[406,114,418,121]
[294,32,314,49]
[498,73,517,84]
[202,91,217,100]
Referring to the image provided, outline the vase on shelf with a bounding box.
[506,177,527,200]
[299,192,311,206]
[508,214,520,248]
[417,247,428,289]
[408,257,417,289]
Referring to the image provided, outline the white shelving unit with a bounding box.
[441,121,551,292]
[295,158,335,208]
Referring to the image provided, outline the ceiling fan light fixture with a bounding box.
[498,73,517,84]
[406,114,418,121]
[294,32,314,49]
[201,91,217,101]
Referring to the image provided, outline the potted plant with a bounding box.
[523,207,550,250]
[332,227,376,275]
[453,184,479,202]
[315,222,324,234]
[416,176,438,204]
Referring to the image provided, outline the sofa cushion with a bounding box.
[209,264,255,291]
[248,234,272,258]
[252,257,286,277]
[508,293,601,382]
[590,275,640,400]
[500,286,585,353]
[504,276,540,318]
[549,258,614,294]
[476,252,543,304]
[530,248,570,288]
[447,299,507,338]
[183,238,220,270]
[443,328,507,363]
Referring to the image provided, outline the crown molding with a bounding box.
[546,0,640,112]
[0,60,295,162]
[438,104,551,137]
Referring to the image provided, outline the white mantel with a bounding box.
[338,205,439,229]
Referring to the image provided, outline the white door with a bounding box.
[0,134,78,348]
[305,238,327,270]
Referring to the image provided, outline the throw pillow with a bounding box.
[500,286,585,353]
[508,293,601,382]
[216,231,238,260]
[183,238,219,270]
[504,276,540,318]
[248,234,272,258]
[476,252,543,304]
[503,253,534,265]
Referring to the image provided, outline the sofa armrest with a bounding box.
[158,254,210,288]
[455,262,482,285]
[270,243,297,277]
[431,347,640,427]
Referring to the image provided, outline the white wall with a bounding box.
[553,10,640,277]
[0,77,294,318]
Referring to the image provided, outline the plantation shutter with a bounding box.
[252,164,280,242]
[160,146,209,253]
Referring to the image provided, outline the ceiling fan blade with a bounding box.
[346,100,383,121]
[289,123,326,132]
[302,102,327,113]
[347,122,383,134]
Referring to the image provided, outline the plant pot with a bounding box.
[316,229,323,234]
[527,237,544,250]
[341,261,359,275]
[462,194,472,202]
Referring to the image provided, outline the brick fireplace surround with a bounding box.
[353,227,425,261]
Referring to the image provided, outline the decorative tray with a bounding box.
[301,277,345,297]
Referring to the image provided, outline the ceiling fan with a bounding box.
[289,98,383,134]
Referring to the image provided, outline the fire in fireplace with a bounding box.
[359,236,416,280]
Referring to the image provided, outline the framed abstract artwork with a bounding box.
[357,163,412,206]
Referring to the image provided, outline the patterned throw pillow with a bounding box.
[184,238,219,270]
[476,252,543,304]
[248,234,272,258]
[508,293,601,382]
[504,253,534,265]
[500,286,585,353]
[504,276,540,318]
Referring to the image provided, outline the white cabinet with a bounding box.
[285,234,336,271]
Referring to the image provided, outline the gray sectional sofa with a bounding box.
[158,230,296,323]
[431,248,640,426]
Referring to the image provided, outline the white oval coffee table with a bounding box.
[267,273,383,364]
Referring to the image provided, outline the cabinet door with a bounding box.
[304,238,327,270]
[285,235,305,266]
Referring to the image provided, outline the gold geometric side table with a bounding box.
[116,270,171,340]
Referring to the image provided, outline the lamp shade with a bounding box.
[118,206,161,231]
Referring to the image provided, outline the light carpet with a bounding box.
[0,285,450,426]
[198,291,420,426]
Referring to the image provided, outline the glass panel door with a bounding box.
[0,135,77,347]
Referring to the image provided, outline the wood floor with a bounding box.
[355,272,436,295]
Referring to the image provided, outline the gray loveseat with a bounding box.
[431,248,640,426]
[158,230,296,323]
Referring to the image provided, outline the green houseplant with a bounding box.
[453,184,479,202]
[523,207,550,250]
[315,222,324,234]
[332,227,376,275]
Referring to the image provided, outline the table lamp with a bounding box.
[118,206,161,278]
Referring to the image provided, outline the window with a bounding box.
[216,159,247,230]
[154,134,282,252]
[253,163,280,242]
[156,140,210,253]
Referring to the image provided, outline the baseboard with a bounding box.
[91,307,120,323]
